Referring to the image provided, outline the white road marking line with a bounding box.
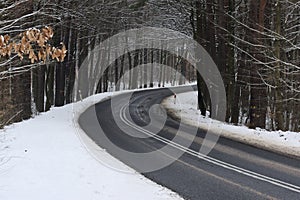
[119,104,300,193]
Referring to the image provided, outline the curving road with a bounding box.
[79,87,300,200]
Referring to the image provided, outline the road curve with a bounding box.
[79,87,300,200]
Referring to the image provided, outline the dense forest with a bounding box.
[0,0,299,132]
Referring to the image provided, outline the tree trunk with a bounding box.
[274,0,285,131]
[33,66,45,112]
[248,0,267,129]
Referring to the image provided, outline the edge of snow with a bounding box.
[162,91,300,159]
[0,89,184,200]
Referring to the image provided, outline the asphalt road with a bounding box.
[79,87,300,200]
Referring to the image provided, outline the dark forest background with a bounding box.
[0,0,299,132]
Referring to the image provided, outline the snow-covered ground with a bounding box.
[0,91,183,200]
[162,91,300,158]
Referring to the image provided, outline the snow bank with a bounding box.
[0,92,183,200]
[162,91,300,158]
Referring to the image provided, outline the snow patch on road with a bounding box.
[0,92,183,200]
[162,91,300,158]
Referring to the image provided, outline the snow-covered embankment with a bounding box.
[0,92,183,200]
[162,91,300,158]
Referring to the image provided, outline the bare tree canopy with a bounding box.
[0,0,300,132]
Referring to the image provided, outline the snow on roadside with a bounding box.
[162,91,300,158]
[0,91,183,200]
